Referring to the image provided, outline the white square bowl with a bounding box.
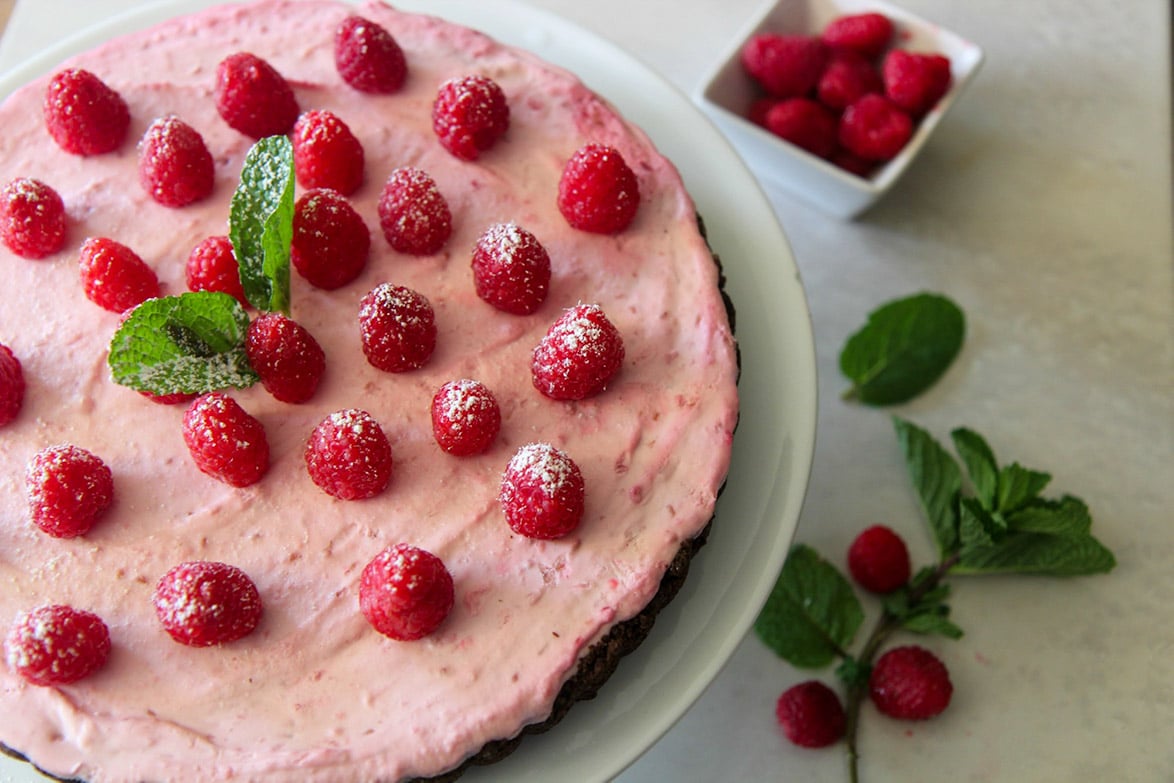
[694,0,984,219]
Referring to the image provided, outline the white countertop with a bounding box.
[1,1,1170,782]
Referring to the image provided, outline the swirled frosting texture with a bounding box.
[0,1,738,780]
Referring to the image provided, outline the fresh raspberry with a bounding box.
[499,442,585,540]
[883,50,953,117]
[763,98,839,159]
[377,167,452,255]
[335,15,407,94]
[740,34,830,98]
[838,94,913,161]
[4,605,111,686]
[431,379,501,456]
[0,177,67,259]
[25,444,114,539]
[292,110,365,196]
[291,188,370,290]
[182,392,269,487]
[775,680,847,748]
[847,524,912,594]
[358,283,437,373]
[432,75,510,161]
[78,236,160,313]
[822,12,895,60]
[186,235,247,306]
[0,343,25,426]
[557,143,640,234]
[140,390,197,406]
[304,408,393,500]
[359,543,454,641]
[137,115,215,208]
[817,50,884,111]
[245,312,326,404]
[869,645,954,720]
[42,68,129,156]
[470,222,551,315]
[531,303,624,401]
[153,561,263,647]
[830,149,877,179]
[214,52,299,139]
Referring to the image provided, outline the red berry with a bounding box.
[499,443,585,540]
[0,177,67,259]
[883,50,953,117]
[304,408,393,500]
[292,110,365,196]
[838,94,913,161]
[78,237,160,313]
[359,543,454,641]
[747,96,780,127]
[471,222,551,315]
[25,444,114,538]
[245,312,326,404]
[432,75,510,161]
[377,167,452,255]
[831,149,877,179]
[431,379,501,456]
[869,645,954,720]
[335,15,407,94]
[0,343,25,426]
[139,390,197,406]
[137,116,215,208]
[358,283,437,373]
[817,49,884,111]
[776,681,847,748]
[42,68,129,156]
[153,561,262,647]
[531,303,624,401]
[291,188,370,290]
[214,52,299,139]
[763,98,839,159]
[847,524,912,593]
[557,144,640,234]
[182,392,269,487]
[740,34,830,98]
[4,605,111,685]
[186,235,247,306]
[822,13,895,60]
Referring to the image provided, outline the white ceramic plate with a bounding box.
[0,1,817,781]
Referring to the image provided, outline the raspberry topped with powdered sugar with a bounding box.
[499,442,585,539]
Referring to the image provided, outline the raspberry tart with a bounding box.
[0,2,739,781]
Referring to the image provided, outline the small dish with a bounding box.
[694,0,984,218]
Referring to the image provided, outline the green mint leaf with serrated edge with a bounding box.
[996,462,1052,513]
[754,544,864,668]
[108,292,258,395]
[839,292,965,405]
[959,496,1006,549]
[230,135,294,314]
[894,416,962,556]
[955,528,1116,576]
[900,607,964,639]
[1006,495,1093,536]
[951,427,999,508]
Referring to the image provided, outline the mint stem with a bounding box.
[842,551,961,783]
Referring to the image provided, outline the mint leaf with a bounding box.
[955,530,1116,576]
[894,417,962,556]
[959,497,1006,549]
[230,135,294,313]
[840,292,965,405]
[755,545,864,668]
[1006,495,1093,537]
[900,607,964,639]
[108,292,258,395]
[951,427,999,507]
[996,462,1052,513]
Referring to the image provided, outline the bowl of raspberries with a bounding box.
[695,0,983,218]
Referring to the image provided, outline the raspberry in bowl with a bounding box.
[694,0,983,218]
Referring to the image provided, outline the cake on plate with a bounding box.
[0,1,739,780]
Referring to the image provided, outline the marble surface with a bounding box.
[0,1,1170,782]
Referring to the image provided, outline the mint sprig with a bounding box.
[108,135,296,397]
[229,135,295,314]
[840,292,965,405]
[756,419,1114,782]
[108,292,258,394]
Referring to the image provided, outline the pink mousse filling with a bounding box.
[0,1,739,781]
